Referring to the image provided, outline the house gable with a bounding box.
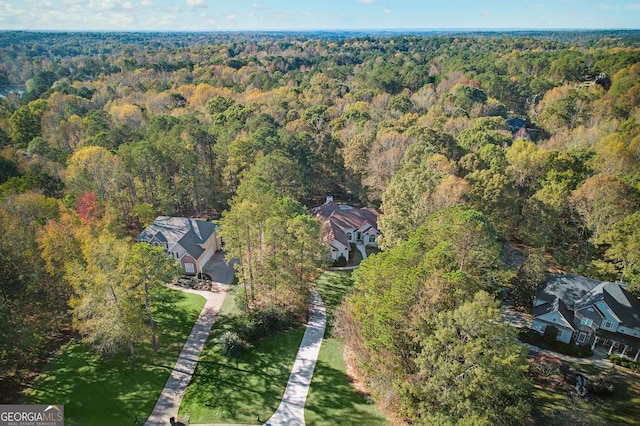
[136,216,219,273]
[312,196,381,258]
[533,274,640,351]
[533,298,575,331]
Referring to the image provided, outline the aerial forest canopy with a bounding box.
[0,30,639,418]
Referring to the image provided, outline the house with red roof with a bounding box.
[310,196,381,262]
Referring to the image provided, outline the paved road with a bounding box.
[265,289,327,426]
[144,252,235,426]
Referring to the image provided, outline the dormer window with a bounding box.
[580,317,593,327]
[346,232,353,241]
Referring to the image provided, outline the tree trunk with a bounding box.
[128,340,135,360]
[246,226,255,306]
[144,281,159,354]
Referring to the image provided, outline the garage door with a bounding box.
[200,247,214,267]
[184,263,195,274]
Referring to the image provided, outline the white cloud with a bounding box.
[25,0,55,10]
[147,14,177,27]
[251,3,264,8]
[140,0,153,6]
[109,12,134,26]
[358,0,375,4]
[383,9,391,14]
[598,2,640,10]
[122,1,133,9]
[186,0,207,8]
[90,0,118,12]
[226,13,236,20]
[482,10,495,16]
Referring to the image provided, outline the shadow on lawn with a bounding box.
[305,357,388,425]
[28,289,204,426]
[179,321,305,424]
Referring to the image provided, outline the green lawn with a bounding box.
[26,287,205,426]
[532,364,640,425]
[305,271,390,426]
[180,272,389,425]
[178,284,305,424]
[601,371,640,424]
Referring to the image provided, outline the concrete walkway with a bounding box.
[145,252,235,426]
[355,243,368,261]
[265,289,327,426]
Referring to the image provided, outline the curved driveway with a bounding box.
[145,252,235,426]
[265,289,326,426]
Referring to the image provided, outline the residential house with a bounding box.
[506,117,531,139]
[135,216,221,275]
[532,274,640,360]
[310,196,381,262]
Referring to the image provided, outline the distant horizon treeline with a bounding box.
[0,31,639,414]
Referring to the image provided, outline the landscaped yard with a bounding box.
[531,360,640,425]
[26,287,205,426]
[305,271,389,426]
[179,271,389,425]
[178,283,305,424]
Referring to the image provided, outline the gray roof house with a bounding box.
[311,196,381,262]
[532,274,640,360]
[135,216,221,275]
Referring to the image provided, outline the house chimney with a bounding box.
[326,195,334,203]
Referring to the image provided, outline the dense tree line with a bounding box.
[0,31,639,417]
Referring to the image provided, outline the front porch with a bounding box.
[589,335,640,362]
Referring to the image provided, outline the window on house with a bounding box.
[346,232,352,241]
[369,235,376,243]
[603,320,613,329]
[552,314,558,322]
[557,329,564,339]
[633,330,640,337]
[577,332,588,343]
[580,317,593,327]
[184,263,195,274]
[620,327,626,333]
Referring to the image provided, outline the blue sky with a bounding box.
[0,0,638,31]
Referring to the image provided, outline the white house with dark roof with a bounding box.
[532,274,640,360]
[310,196,381,262]
[135,216,221,275]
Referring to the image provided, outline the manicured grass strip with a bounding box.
[27,287,205,426]
[305,337,389,426]
[179,284,305,424]
[305,271,390,426]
